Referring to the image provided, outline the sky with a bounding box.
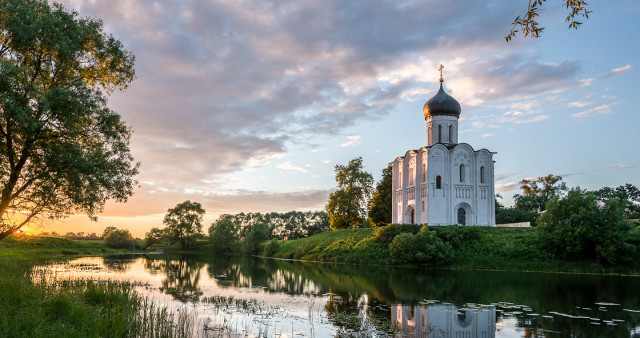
[39,0,640,237]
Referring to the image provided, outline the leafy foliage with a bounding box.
[142,227,166,249]
[243,223,269,255]
[505,0,592,42]
[513,174,567,225]
[0,0,137,240]
[374,223,422,243]
[326,157,374,230]
[103,229,139,250]
[389,227,453,265]
[368,165,393,226]
[163,201,205,249]
[538,188,635,265]
[214,210,329,240]
[495,196,537,225]
[591,184,640,220]
[262,238,280,257]
[207,219,237,254]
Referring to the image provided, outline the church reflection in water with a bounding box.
[392,304,495,338]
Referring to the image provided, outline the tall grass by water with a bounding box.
[0,235,194,337]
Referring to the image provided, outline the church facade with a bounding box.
[391,72,496,226]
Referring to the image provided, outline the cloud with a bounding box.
[496,181,521,193]
[572,102,622,118]
[340,135,361,147]
[276,161,307,173]
[602,64,632,79]
[595,163,634,171]
[481,133,494,138]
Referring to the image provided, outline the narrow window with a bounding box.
[438,125,442,143]
[460,164,465,183]
[436,175,442,189]
[409,168,414,186]
[422,200,425,212]
[422,163,426,182]
[480,166,485,184]
[449,125,453,143]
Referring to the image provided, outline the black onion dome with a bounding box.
[423,83,461,118]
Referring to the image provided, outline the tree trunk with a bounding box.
[0,228,18,241]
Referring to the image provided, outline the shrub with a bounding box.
[262,239,280,257]
[374,223,422,243]
[431,226,481,249]
[538,188,636,265]
[103,229,139,250]
[389,227,453,265]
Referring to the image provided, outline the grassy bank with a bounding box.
[269,226,640,275]
[0,236,191,337]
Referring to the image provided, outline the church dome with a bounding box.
[423,83,461,119]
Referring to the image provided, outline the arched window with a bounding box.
[480,166,485,184]
[421,200,425,212]
[422,163,426,182]
[459,164,465,183]
[449,125,453,143]
[436,175,442,189]
[438,125,442,143]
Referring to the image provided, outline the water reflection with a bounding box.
[392,304,496,338]
[34,254,640,337]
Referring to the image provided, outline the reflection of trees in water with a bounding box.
[102,255,137,272]
[204,257,324,295]
[143,256,204,302]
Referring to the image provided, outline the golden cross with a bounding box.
[439,64,444,79]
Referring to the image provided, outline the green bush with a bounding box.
[538,188,636,265]
[262,239,280,257]
[431,226,481,249]
[389,227,453,265]
[103,229,139,250]
[374,223,422,243]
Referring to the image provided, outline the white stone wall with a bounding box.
[392,143,495,226]
[426,115,458,146]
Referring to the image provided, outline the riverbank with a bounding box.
[0,236,190,337]
[268,226,640,275]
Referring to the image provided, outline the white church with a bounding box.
[391,67,496,226]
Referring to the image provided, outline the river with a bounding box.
[33,254,640,337]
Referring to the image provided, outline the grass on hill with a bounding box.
[268,225,640,275]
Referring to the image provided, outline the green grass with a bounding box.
[0,235,192,337]
[273,228,389,264]
[269,226,640,275]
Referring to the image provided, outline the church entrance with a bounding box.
[406,205,415,224]
[457,207,466,225]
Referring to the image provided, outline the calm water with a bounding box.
[34,255,640,337]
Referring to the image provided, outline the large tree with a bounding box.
[163,201,205,249]
[514,174,567,224]
[0,0,137,240]
[506,0,591,41]
[368,164,392,225]
[326,157,374,230]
